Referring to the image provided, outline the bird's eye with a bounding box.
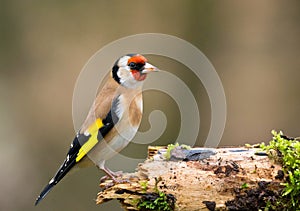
[129,62,136,69]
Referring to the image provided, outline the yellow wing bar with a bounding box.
[76,118,103,162]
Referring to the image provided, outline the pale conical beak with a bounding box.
[141,62,159,74]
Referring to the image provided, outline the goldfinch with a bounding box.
[35,54,159,205]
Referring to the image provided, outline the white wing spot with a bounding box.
[49,178,54,184]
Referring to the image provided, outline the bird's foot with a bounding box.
[109,170,123,177]
[100,167,127,183]
[100,176,131,190]
[100,174,129,183]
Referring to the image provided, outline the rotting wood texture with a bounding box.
[96,146,283,211]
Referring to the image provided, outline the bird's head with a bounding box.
[112,54,159,88]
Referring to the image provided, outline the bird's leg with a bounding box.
[98,161,128,183]
[99,166,132,185]
[100,166,122,183]
[103,166,123,177]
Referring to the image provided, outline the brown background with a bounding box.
[1,1,300,210]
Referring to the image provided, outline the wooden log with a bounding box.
[96,146,283,210]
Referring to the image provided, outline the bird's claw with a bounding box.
[99,170,125,183]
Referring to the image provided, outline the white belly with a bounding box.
[87,124,138,166]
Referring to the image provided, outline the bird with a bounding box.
[35,54,159,205]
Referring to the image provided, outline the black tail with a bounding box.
[35,136,83,205]
[35,181,56,205]
[35,158,77,205]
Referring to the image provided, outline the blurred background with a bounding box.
[1,1,300,210]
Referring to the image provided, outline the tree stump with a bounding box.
[96,146,284,210]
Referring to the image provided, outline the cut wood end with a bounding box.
[96,146,283,210]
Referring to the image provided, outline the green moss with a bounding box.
[137,192,174,211]
[139,180,148,193]
[241,183,249,189]
[137,177,176,211]
[260,130,300,210]
[165,143,179,160]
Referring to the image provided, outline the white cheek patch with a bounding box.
[116,55,145,89]
[118,68,143,89]
[118,68,132,84]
